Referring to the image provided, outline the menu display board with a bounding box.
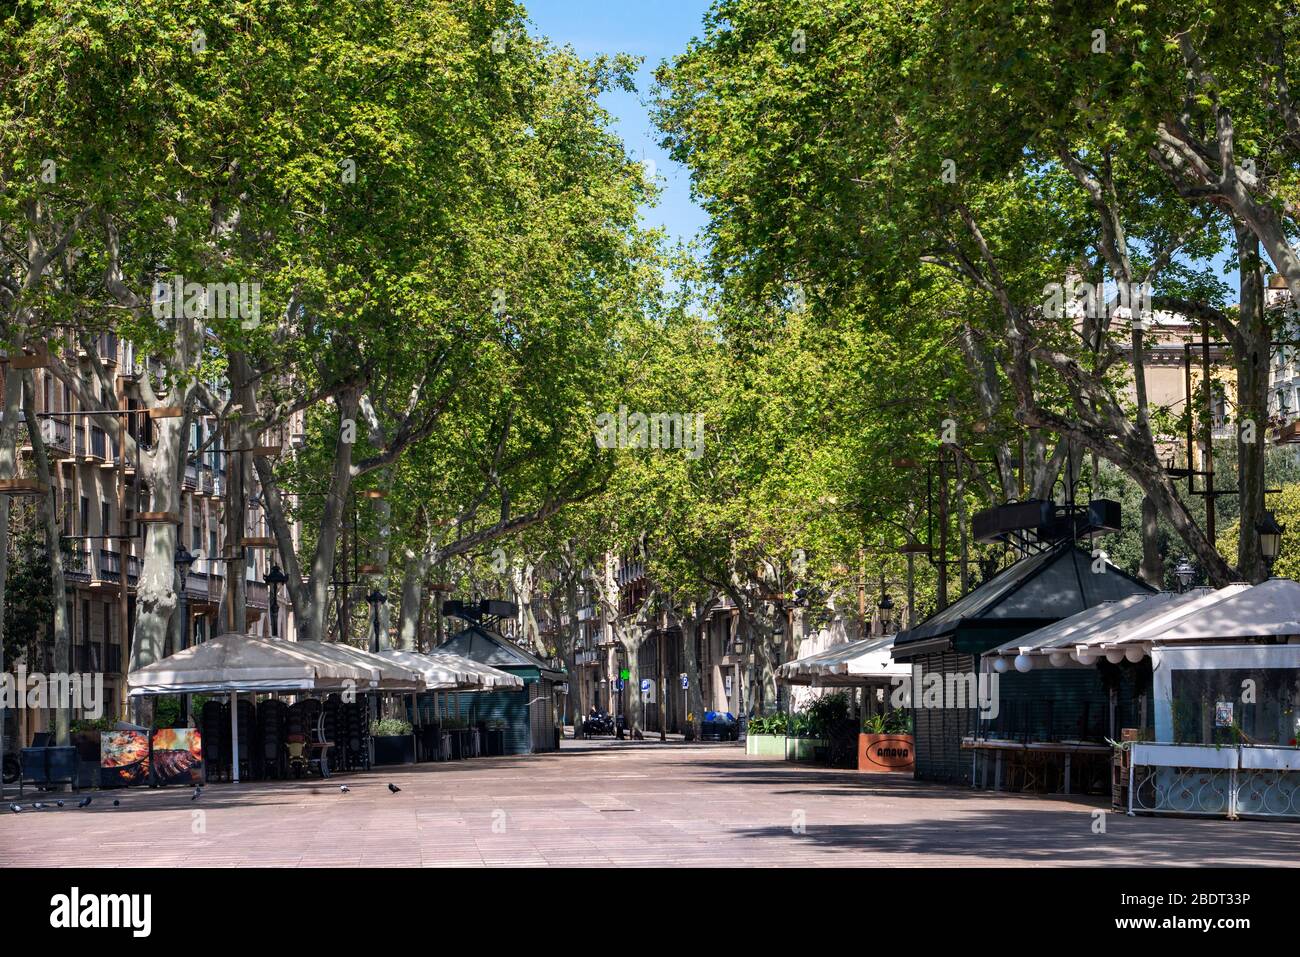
[100,730,150,787]
[150,728,204,786]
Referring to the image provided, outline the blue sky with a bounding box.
[523,2,1243,298]
[525,0,713,248]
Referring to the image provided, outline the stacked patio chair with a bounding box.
[200,700,229,781]
[338,701,369,772]
[234,697,256,780]
[321,696,341,773]
[257,699,288,779]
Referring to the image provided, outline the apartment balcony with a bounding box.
[616,559,646,586]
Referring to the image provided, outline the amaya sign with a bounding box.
[858,733,915,773]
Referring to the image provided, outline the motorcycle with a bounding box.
[582,711,615,736]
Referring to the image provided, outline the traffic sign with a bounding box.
[680,673,689,690]
[614,678,625,692]
[619,668,630,681]
[640,678,652,693]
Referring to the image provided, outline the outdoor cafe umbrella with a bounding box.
[292,641,423,692]
[127,633,376,696]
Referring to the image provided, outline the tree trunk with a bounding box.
[1139,496,1163,588]
[304,388,361,642]
[397,546,429,651]
[131,415,183,670]
[622,639,643,737]
[22,373,71,744]
[680,615,705,738]
[0,363,22,767]
[1236,223,1269,583]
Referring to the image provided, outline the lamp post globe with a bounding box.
[1257,511,1285,576]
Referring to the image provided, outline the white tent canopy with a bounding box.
[373,648,523,690]
[1149,578,1300,643]
[427,651,523,689]
[128,633,378,696]
[291,641,423,691]
[779,636,910,687]
[987,582,1273,670]
[993,593,1159,657]
[1096,583,1252,651]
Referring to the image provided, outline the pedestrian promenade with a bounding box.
[2,740,1295,867]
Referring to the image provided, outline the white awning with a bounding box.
[778,636,910,686]
[986,582,1262,669]
[372,649,521,690]
[1148,578,1300,643]
[425,651,524,689]
[292,641,423,691]
[128,633,379,696]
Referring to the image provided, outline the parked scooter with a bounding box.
[582,711,616,736]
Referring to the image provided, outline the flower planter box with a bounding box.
[786,737,829,762]
[745,733,787,757]
[372,734,415,766]
[745,734,829,761]
[858,733,915,773]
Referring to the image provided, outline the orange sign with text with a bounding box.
[858,733,915,773]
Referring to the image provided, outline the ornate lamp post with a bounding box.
[877,592,895,634]
[1174,557,1196,593]
[264,564,288,638]
[1257,511,1285,577]
[365,588,387,653]
[174,543,197,724]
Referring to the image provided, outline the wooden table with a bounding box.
[962,738,1111,794]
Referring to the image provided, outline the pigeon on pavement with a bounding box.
[112,799,120,807]
[387,783,401,793]
[191,787,202,801]
[77,797,92,808]
[56,800,65,808]
[339,785,350,793]
[8,804,21,813]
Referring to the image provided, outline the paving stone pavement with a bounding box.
[2,739,1297,867]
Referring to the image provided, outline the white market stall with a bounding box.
[127,634,384,783]
[981,579,1300,818]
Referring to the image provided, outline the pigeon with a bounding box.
[8,804,20,813]
[112,799,120,807]
[387,783,400,794]
[339,785,350,793]
[77,797,92,808]
[191,787,202,801]
[56,800,65,808]
[32,802,46,811]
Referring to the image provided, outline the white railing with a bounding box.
[1130,743,1300,820]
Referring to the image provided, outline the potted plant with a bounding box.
[859,708,914,773]
[786,712,830,762]
[369,717,415,765]
[745,712,790,757]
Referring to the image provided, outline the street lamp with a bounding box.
[1174,557,1196,593]
[174,543,197,725]
[173,543,196,650]
[1257,511,1285,576]
[877,593,895,633]
[264,564,288,638]
[365,588,387,653]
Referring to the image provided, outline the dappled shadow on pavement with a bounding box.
[728,806,1300,866]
